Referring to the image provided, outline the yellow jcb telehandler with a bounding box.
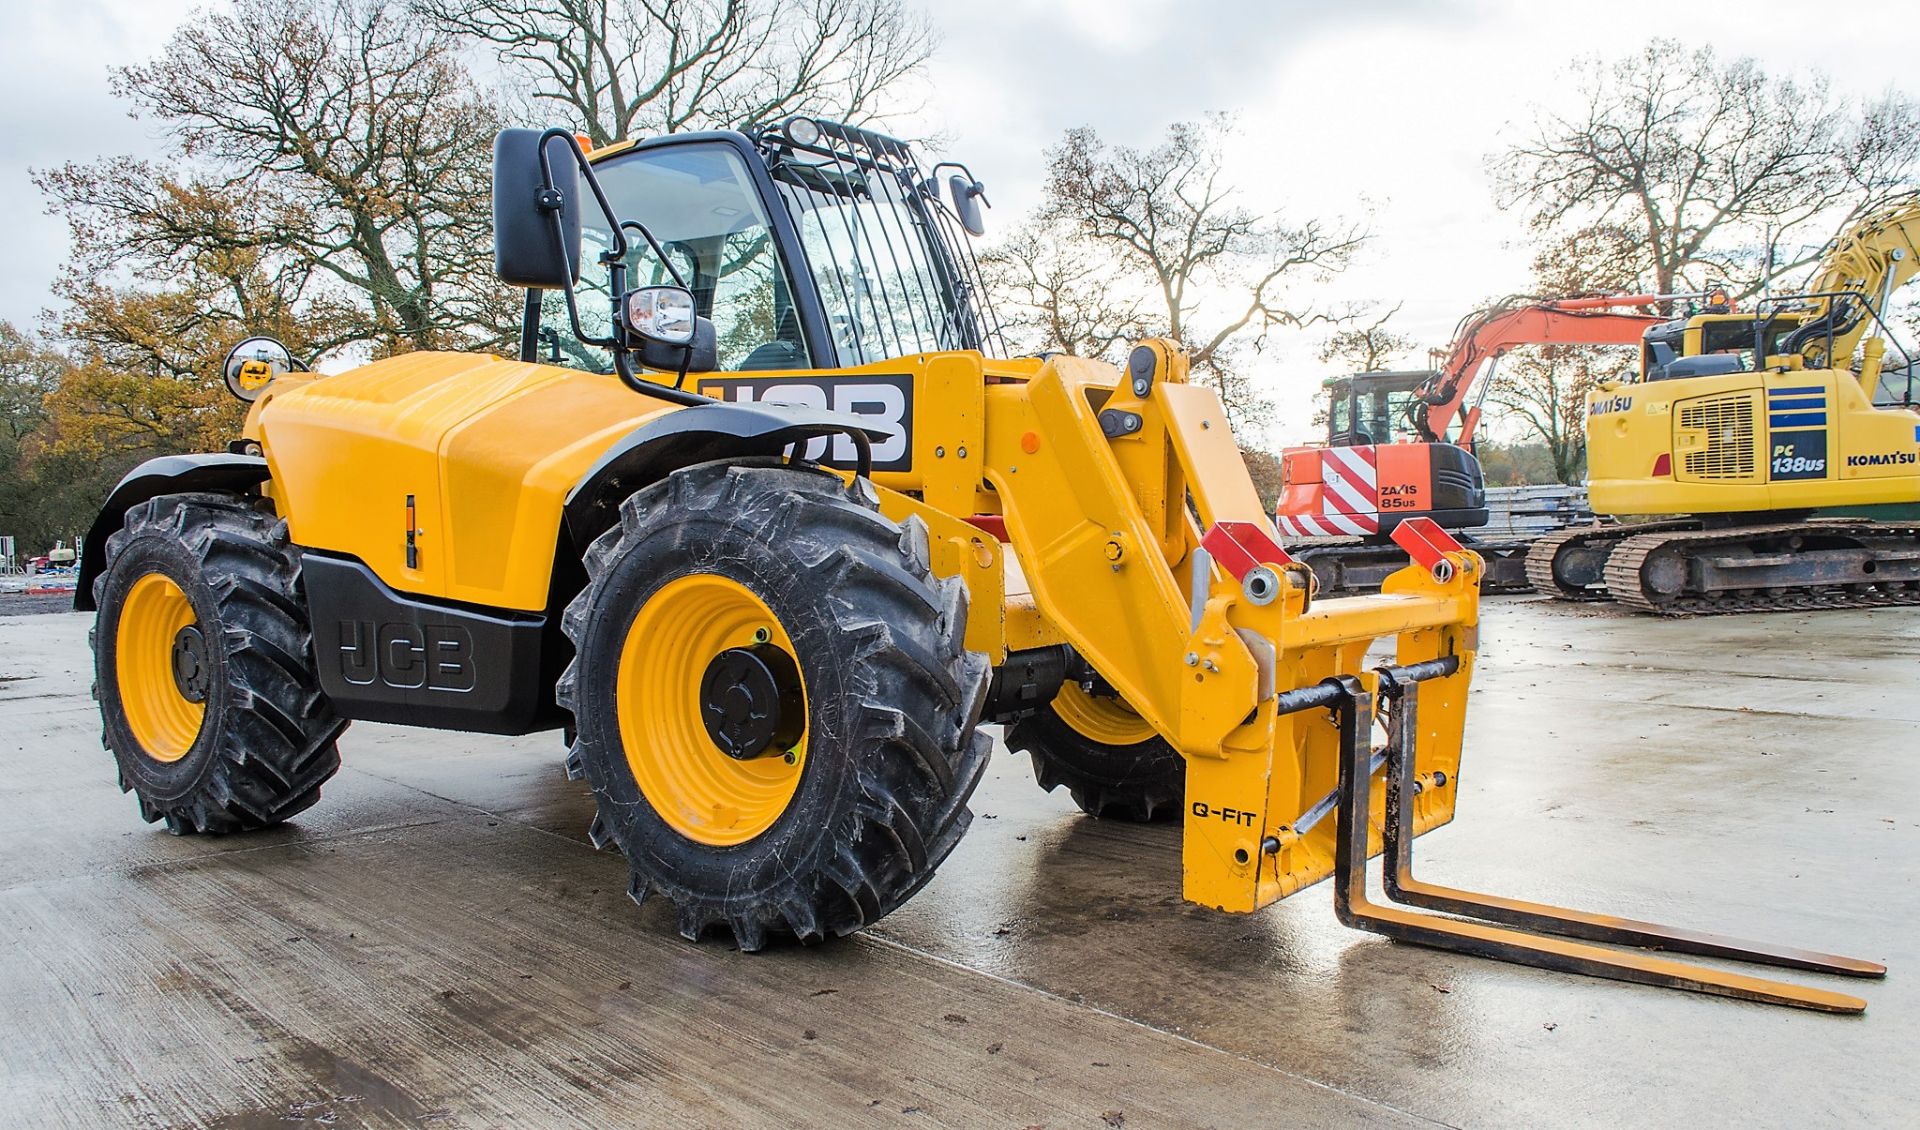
[77,120,1884,1010]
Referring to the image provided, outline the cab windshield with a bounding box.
[767,148,979,366]
[534,143,800,374]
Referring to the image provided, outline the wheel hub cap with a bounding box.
[700,644,805,760]
[171,625,211,703]
[615,574,810,846]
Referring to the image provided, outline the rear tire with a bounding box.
[92,493,345,834]
[557,462,991,950]
[1005,687,1184,822]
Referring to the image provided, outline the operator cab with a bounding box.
[1325,369,1433,447]
[1640,312,1806,381]
[526,119,998,379]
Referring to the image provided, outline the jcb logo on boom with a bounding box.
[699,373,915,471]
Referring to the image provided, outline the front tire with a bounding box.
[92,493,345,834]
[557,462,991,950]
[1005,685,1185,821]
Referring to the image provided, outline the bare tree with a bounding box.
[1039,116,1367,429]
[37,173,362,378]
[1527,225,1650,299]
[1477,235,1645,481]
[981,219,1151,362]
[38,0,511,356]
[419,0,935,144]
[1317,303,1416,372]
[1495,39,1920,303]
[1304,304,1418,432]
[1487,345,1635,484]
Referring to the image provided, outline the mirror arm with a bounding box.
[621,221,688,290]
[519,289,542,362]
[533,125,632,355]
[673,346,694,390]
[552,254,616,351]
[929,161,987,203]
[536,128,628,262]
[612,347,709,407]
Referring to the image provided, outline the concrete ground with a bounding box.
[1,597,1913,1128]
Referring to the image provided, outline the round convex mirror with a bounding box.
[221,337,295,402]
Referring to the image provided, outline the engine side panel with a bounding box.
[256,352,676,612]
[1588,370,1920,517]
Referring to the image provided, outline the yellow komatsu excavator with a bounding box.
[1531,198,1920,612]
[74,121,1883,1009]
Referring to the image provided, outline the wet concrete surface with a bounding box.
[1,598,1914,1127]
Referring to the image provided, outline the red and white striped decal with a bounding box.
[1278,445,1379,537]
[1277,511,1379,537]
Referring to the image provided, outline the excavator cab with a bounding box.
[1325,370,1432,447]
[1640,311,1809,381]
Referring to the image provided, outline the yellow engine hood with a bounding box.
[255,352,678,610]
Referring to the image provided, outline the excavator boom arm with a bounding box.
[1416,298,1666,444]
[1788,196,1920,381]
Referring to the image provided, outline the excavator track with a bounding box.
[1524,527,1614,600]
[1525,521,1700,601]
[1292,535,1533,596]
[1603,520,1920,616]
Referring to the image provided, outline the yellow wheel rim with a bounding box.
[1051,683,1157,747]
[115,572,206,763]
[616,574,809,846]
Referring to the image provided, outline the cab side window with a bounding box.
[1329,393,1354,442]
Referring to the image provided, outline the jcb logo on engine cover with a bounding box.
[699,373,914,471]
[338,621,476,693]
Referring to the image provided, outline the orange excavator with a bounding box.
[1277,295,1668,592]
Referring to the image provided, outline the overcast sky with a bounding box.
[4,0,1918,444]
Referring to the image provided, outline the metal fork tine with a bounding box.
[1378,679,1885,979]
[1323,675,1876,1014]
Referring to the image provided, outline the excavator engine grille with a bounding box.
[1679,395,1758,480]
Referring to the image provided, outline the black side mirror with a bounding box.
[493,129,582,289]
[638,318,718,375]
[948,175,988,237]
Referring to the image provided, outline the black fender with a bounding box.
[74,453,272,611]
[561,400,890,549]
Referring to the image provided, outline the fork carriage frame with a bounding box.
[789,340,1483,915]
